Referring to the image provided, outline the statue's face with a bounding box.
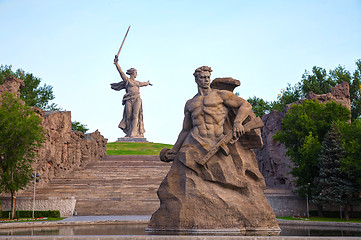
[196,71,211,89]
[129,70,138,78]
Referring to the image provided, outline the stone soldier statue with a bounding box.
[111,56,152,138]
[147,66,279,233]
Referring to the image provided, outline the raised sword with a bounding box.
[116,25,131,58]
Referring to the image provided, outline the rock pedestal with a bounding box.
[147,142,280,233]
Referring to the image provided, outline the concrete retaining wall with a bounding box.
[266,194,361,217]
[266,195,307,217]
[0,196,76,217]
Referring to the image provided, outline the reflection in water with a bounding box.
[1,224,361,236]
[0,224,147,236]
[280,225,361,237]
[146,230,280,237]
[0,228,60,236]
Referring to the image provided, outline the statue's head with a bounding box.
[194,66,212,89]
[126,68,138,78]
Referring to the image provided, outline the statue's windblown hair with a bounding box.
[193,66,212,77]
[126,68,137,76]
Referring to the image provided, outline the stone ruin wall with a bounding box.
[0,76,24,98]
[0,76,107,190]
[34,111,107,188]
[254,110,292,189]
[256,81,351,190]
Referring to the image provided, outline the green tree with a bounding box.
[0,92,46,218]
[351,60,361,120]
[1,64,89,135]
[0,65,59,110]
[71,121,89,134]
[246,83,302,116]
[328,62,361,121]
[330,61,361,121]
[337,119,361,184]
[301,66,337,96]
[250,59,361,119]
[247,96,272,117]
[270,83,302,111]
[273,100,350,198]
[313,125,359,220]
[301,60,361,120]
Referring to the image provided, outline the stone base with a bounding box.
[117,137,148,142]
[148,141,280,232]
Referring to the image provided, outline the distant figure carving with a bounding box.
[111,56,152,138]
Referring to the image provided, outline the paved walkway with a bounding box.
[61,215,150,222]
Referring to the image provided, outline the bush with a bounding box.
[0,210,60,218]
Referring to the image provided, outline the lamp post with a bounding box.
[31,172,39,219]
[339,195,342,219]
[306,183,310,218]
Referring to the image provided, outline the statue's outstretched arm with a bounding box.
[138,80,152,87]
[114,56,128,81]
[221,91,252,139]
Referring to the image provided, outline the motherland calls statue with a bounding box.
[110,26,152,139]
[111,56,152,138]
[147,66,280,233]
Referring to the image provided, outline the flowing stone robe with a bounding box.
[111,80,145,138]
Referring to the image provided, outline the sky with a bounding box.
[1,0,361,144]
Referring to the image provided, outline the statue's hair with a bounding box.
[193,66,212,77]
[126,68,137,76]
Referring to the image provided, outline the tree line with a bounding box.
[0,65,88,218]
[0,65,88,132]
[250,60,361,220]
[248,59,361,121]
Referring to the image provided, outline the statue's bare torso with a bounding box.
[167,67,252,156]
[186,89,228,140]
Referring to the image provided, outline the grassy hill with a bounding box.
[106,142,173,155]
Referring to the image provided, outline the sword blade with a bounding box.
[117,25,131,57]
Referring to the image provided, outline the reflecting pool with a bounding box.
[0,224,361,236]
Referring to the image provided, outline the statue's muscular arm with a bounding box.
[218,90,252,139]
[170,100,193,154]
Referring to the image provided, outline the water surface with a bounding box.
[1,224,361,236]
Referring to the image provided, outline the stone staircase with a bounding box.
[19,155,171,216]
